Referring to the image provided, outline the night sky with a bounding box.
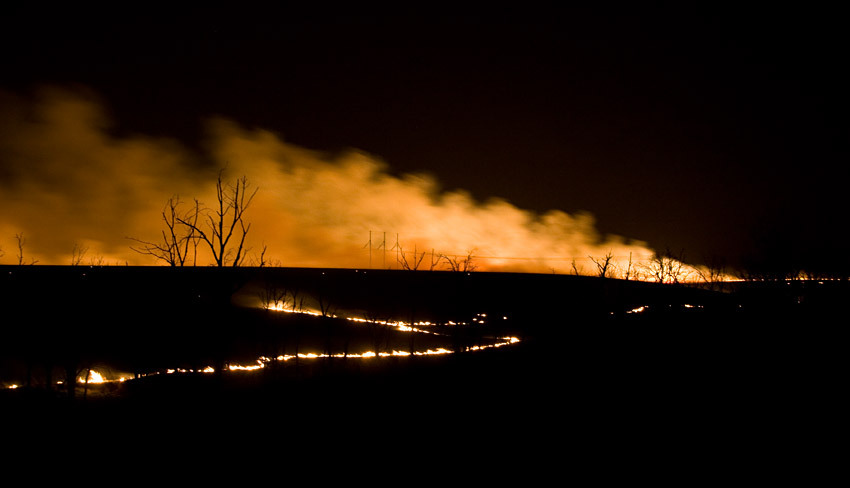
[1,6,846,272]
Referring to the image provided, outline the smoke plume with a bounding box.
[0,87,656,274]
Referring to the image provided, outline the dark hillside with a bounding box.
[1,266,841,474]
[1,266,839,445]
[1,265,728,379]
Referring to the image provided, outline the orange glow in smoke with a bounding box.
[0,88,723,280]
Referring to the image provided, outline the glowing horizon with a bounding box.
[0,87,718,281]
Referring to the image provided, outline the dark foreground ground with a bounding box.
[2,324,839,478]
[0,267,842,475]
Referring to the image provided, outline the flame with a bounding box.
[56,325,517,380]
[222,338,520,371]
[228,362,265,371]
[178,305,525,373]
[78,370,106,384]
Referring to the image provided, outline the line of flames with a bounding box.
[1,308,520,387]
[4,301,724,388]
[226,335,521,371]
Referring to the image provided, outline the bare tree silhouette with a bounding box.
[70,243,88,265]
[440,249,477,272]
[623,252,634,281]
[570,258,584,276]
[15,232,38,265]
[252,243,270,267]
[177,171,258,267]
[129,196,200,266]
[399,245,426,270]
[429,249,441,271]
[696,255,728,291]
[259,278,287,311]
[590,250,615,278]
[644,248,690,284]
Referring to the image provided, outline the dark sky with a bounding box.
[1,6,846,271]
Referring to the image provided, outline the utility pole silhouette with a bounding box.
[365,231,386,269]
[392,233,400,270]
[381,232,386,269]
[366,231,373,269]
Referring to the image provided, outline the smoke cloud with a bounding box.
[1,87,656,274]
